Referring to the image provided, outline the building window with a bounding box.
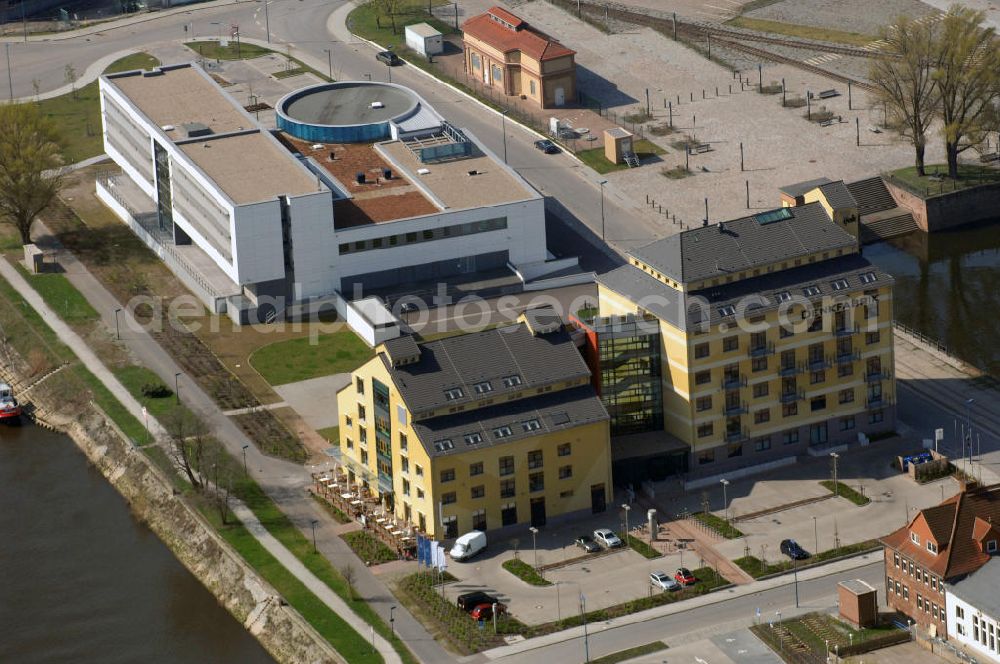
[559,465,572,479]
[503,375,523,388]
[838,362,854,377]
[493,425,513,439]
[400,456,409,473]
[927,540,938,554]
[811,396,827,412]
[358,404,367,422]
[440,468,455,483]
[755,437,772,452]
[464,432,483,446]
[810,422,828,444]
[529,79,536,95]
[894,553,900,568]
[360,450,368,464]
[356,377,365,394]
[558,443,571,457]
[932,604,938,620]
[782,402,798,417]
[415,464,423,477]
[471,485,485,499]
[697,423,714,438]
[910,532,920,545]
[753,383,769,398]
[956,605,965,619]
[471,53,481,69]
[442,491,456,505]
[529,472,544,492]
[695,343,710,359]
[527,450,543,469]
[783,431,799,445]
[522,419,541,432]
[723,336,739,352]
[474,381,493,394]
[811,370,826,384]
[345,415,353,427]
[780,325,794,339]
[417,488,424,499]
[839,416,856,431]
[988,540,998,552]
[500,479,515,499]
[346,437,354,450]
[402,479,410,496]
[754,409,770,424]
[839,388,854,404]
[501,502,517,526]
[491,64,503,83]
[752,357,768,373]
[400,432,408,450]
[359,428,368,444]
[696,396,713,412]
[695,370,711,385]
[473,509,487,531]
[469,461,483,476]
[866,331,881,345]
[499,456,514,476]
[697,449,715,464]
[445,387,464,401]
[728,442,744,458]
[870,410,884,424]
[902,585,909,600]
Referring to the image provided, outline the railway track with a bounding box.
[542,0,877,91]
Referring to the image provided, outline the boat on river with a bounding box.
[0,383,22,423]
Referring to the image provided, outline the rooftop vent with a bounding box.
[161,124,175,132]
[371,101,385,109]
[181,122,213,138]
[754,207,794,225]
[417,168,430,175]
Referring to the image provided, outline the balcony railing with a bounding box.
[779,362,805,377]
[780,390,804,404]
[867,396,884,409]
[724,401,748,416]
[835,325,859,338]
[721,374,747,390]
[808,355,831,370]
[725,428,749,443]
[866,371,891,383]
[748,342,775,358]
[836,351,860,364]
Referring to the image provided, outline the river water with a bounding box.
[0,424,275,664]
[864,219,1000,378]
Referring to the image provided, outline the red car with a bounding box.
[674,567,697,586]
[470,602,506,621]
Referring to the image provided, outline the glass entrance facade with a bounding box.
[153,141,173,234]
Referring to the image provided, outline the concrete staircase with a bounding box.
[847,176,919,242]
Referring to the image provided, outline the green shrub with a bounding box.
[502,558,552,586]
[625,534,662,559]
[140,382,173,399]
[820,480,871,505]
[692,511,744,538]
[341,530,398,565]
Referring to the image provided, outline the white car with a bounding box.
[650,571,680,591]
[593,528,623,548]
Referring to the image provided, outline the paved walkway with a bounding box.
[231,499,401,664]
[8,223,450,663]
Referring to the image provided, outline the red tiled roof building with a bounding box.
[462,6,576,108]
[880,481,1000,639]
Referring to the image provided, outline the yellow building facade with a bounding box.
[595,198,896,476]
[336,309,612,539]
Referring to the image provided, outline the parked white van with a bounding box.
[450,531,487,561]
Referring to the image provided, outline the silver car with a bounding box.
[593,528,623,548]
[650,571,680,591]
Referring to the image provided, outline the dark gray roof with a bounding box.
[687,252,894,327]
[600,252,893,329]
[382,334,420,360]
[780,177,832,198]
[412,386,608,459]
[628,203,856,284]
[948,558,1000,618]
[597,265,687,330]
[381,323,591,416]
[818,181,858,209]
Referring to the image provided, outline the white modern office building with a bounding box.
[97,63,555,326]
[946,558,1000,662]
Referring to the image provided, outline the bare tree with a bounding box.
[341,563,357,600]
[162,407,206,490]
[64,64,77,99]
[869,16,939,176]
[0,104,64,245]
[932,6,1000,178]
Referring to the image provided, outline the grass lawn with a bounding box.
[184,40,275,61]
[591,642,668,664]
[347,0,457,51]
[311,492,352,524]
[735,539,881,579]
[887,164,1000,197]
[250,330,374,386]
[752,612,907,657]
[14,265,98,324]
[820,480,871,506]
[502,558,552,586]
[625,534,662,559]
[317,425,340,444]
[692,512,744,539]
[36,52,160,163]
[726,16,875,46]
[577,139,665,174]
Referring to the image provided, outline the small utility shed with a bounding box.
[838,579,879,628]
[405,23,444,57]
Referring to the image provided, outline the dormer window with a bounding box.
[522,419,541,432]
[776,291,792,303]
[718,305,736,317]
[444,387,464,401]
[503,375,523,388]
[910,532,920,545]
[493,425,513,439]
[831,279,849,291]
[474,381,493,394]
[927,540,938,554]
[464,432,483,446]
[860,272,877,284]
[803,285,821,297]
[989,540,998,553]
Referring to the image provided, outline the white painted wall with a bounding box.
[946,591,1000,662]
[232,200,287,285]
[288,191,337,300]
[333,293,401,347]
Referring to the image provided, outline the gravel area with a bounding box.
[745,0,940,37]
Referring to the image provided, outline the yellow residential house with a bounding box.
[462,6,576,108]
[594,191,895,478]
[335,307,612,540]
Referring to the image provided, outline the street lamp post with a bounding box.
[501,110,508,164]
[529,526,539,571]
[598,180,608,241]
[556,581,561,621]
[242,444,249,475]
[264,0,271,43]
[174,372,182,404]
[310,519,319,553]
[114,307,122,340]
[581,594,590,662]
[720,478,730,523]
[965,398,975,466]
[830,452,840,495]
[813,515,818,553]
[390,605,397,637]
[324,48,333,79]
[622,504,631,548]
